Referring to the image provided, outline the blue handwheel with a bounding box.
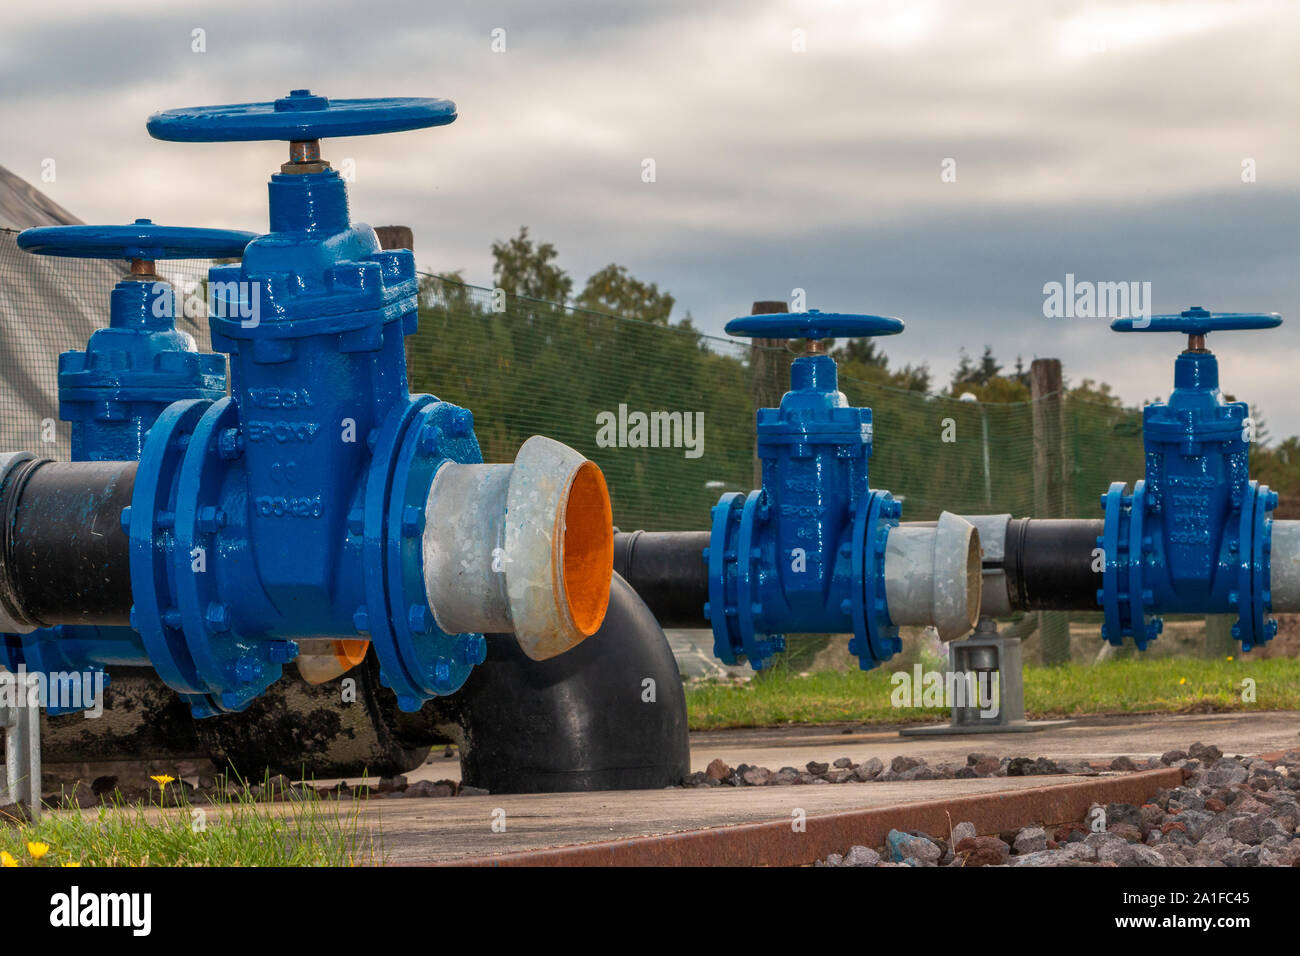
[17,219,256,263]
[1111,306,1281,336]
[725,309,904,342]
[147,89,456,143]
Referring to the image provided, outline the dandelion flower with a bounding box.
[0,851,17,867]
[26,841,49,860]
[150,774,176,788]
[1179,677,1187,685]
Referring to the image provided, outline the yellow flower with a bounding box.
[1179,677,1187,685]
[150,774,176,788]
[0,851,17,867]
[1226,656,1234,662]
[26,842,49,860]
[61,861,81,867]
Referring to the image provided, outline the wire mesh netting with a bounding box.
[0,243,1146,530]
[0,229,216,458]
[407,274,1149,530]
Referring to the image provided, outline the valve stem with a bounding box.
[128,258,157,279]
[283,139,329,175]
[289,139,321,164]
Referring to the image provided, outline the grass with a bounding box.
[685,654,1300,730]
[0,777,382,867]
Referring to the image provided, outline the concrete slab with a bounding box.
[374,711,1297,863]
[446,769,1184,866]
[372,773,1090,863]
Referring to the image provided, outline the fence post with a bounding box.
[1030,358,1072,665]
[1204,614,1236,659]
[749,300,788,487]
[374,225,414,250]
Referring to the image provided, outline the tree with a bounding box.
[1010,356,1030,389]
[832,338,931,393]
[1249,403,1271,448]
[576,263,675,325]
[1068,377,1122,407]
[950,346,1002,390]
[490,227,572,303]
[949,347,1026,402]
[832,338,888,368]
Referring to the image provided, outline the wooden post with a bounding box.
[1204,615,1236,659]
[1030,358,1072,665]
[1030,358,1067,517]
[749,300,788,487]
[374,225,414,250]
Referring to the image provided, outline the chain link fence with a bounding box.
[0,229,216,458]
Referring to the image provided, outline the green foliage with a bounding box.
[490,226,572,302]
[0,778,380,867]
[411,228,1300,530]
[577,263,675,326]
[832,335,933,393]
[1069,377,1123,407]
[950,345,1002,390]
[948,346,1029,402]
[684,655,1300,729]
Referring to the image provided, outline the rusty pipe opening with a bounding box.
[421,437,614,660]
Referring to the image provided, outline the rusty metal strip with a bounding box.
[439,768,1183,867]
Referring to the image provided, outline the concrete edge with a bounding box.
[430,767,1184,867]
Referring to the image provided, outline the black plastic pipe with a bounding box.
[612,530,709,628]
[613,519,1108,623]
[1003,517,1104,611]
[0,458,136,628]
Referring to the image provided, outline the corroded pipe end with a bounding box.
[422,437,614,661]
[506,437,614,659]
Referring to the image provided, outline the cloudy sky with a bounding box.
[3,0,1298,430]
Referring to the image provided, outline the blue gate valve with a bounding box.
[117,90,615,716]
[1,90,620,719]
[1100,307,1283,651]
[4,221,254,711]
[15,220,251,461]
[706,310,980,671]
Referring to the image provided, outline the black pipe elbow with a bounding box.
[447,572,691,793]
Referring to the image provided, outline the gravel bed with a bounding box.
[815,742,1300,867]
[681,750,1109,789]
